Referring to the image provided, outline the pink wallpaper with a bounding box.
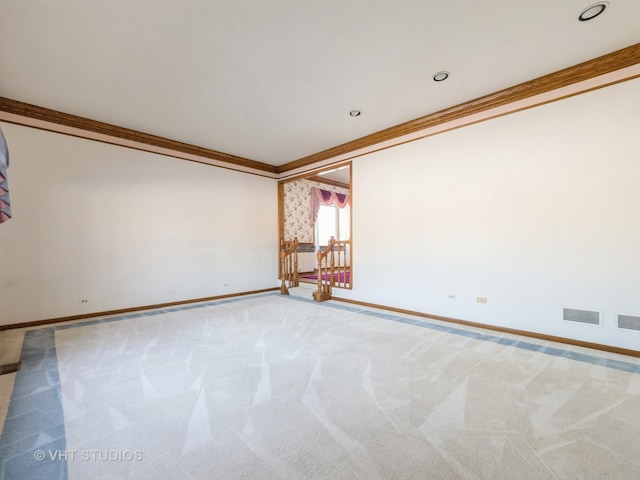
[283,179,349,243]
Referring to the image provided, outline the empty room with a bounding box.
[1,1,640,479]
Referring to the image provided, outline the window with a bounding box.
[316,204,350,246]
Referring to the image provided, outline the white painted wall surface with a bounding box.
[343,78,640,350]
[0,124,277,325]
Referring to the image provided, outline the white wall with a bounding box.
[344,78,640,350]
[0,123,277,325]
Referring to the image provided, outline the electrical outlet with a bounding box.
[448,294,456,300]
[476,297,487,304]
[80,299,88,304]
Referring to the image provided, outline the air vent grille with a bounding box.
[618,314,640,332]
[563,308,600,326]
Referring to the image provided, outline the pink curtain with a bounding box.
[310,187,349,225]
[0,126,11,224]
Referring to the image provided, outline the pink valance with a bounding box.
[310,187,349,225]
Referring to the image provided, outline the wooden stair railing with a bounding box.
[332,239,350,290]
[280,237,299,295]
[313,236,351,302]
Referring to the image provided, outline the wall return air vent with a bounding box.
[563,308,601,326]
[618,314,640,332]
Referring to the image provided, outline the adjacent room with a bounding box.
[1,1,639,479]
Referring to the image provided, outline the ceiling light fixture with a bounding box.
[432,71,449,82]
[578,2,609,21]
[349,110,361,117]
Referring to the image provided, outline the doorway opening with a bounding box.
[279,163,352,295]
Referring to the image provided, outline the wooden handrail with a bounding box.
[279,237,299,295]
[313,236,351,302]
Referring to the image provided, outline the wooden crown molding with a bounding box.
[0,97,278,174]
[3,43,639,176]
[276,42,640,173]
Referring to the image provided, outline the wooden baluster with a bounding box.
[343,242,346,286]
[338,242,343,287]
[289,242,293,285]
[346,241,349,286]
[324,251,329,295]
[344,242,348,286]
[280,240,289,295]
[336,242,339,287]
[315,249,322,300]
[293,237,299,287]
[340,241,343,287]
[338,242,347,287]
[324,250,329,298]
[286,251,290,285]
[288,244,292,290]
[324,239,329,293]
[323,255,327,295]
[329,236,336,295]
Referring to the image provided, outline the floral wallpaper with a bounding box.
[284,179,349,243]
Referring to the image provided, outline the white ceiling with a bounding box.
[1,1,639,167]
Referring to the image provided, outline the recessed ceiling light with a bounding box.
[432,71,449,82]
[578,2,609,21]
[349,110,361,117]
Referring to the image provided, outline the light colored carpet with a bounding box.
[2,293,640,479]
